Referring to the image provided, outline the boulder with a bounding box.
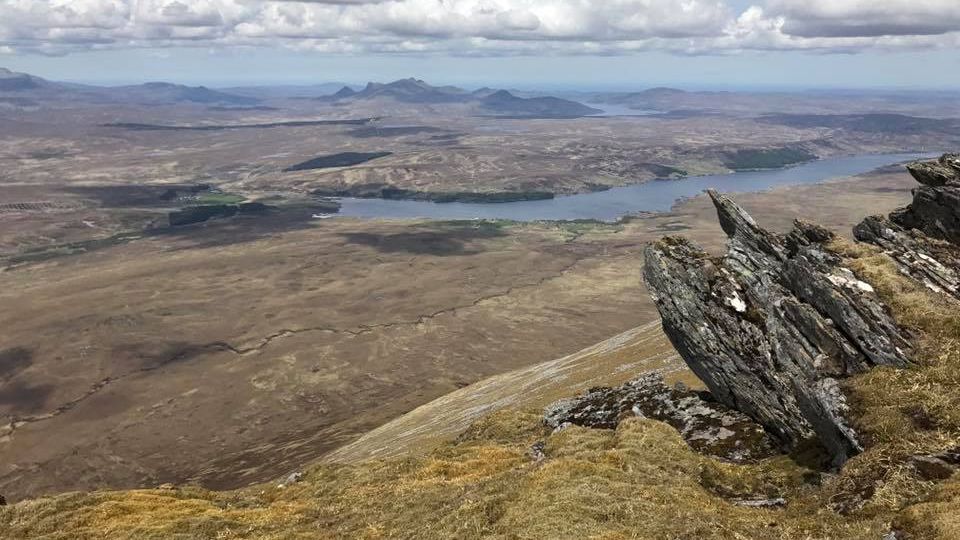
[643,191,911,465]
[544,373,777,462]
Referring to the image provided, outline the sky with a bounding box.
[1,0,959,90]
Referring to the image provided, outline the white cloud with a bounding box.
[1,0,959,56]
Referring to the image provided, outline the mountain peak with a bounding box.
[0,68,45,91]
[487,89,515,99]
[332,86,357,98]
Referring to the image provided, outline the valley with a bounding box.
[5,0,960,536]
[2,69,959,504]
[0,157,924,500]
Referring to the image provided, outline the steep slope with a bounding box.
[327,321,681,463]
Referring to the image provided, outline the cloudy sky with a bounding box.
[1,0,958,88]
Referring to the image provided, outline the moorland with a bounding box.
[2,68,959,503]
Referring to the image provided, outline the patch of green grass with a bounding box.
[723,147,817,171]
[188,192,246,206]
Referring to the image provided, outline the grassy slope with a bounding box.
[3,237,960,539]
[327,321,684,463]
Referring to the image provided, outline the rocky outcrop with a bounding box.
[544,373,777,462]
[854,216,960,300]
[889,154,960,244]
[905,153,960,187]
[855,154,960,300]
[643,191,911,466]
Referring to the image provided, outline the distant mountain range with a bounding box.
[1,70,600,116]
[106,81,259,105]
[0,68,259,106]
[324,78,601,118]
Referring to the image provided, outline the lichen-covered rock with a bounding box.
[543,373,777,462]
[855,153,960,300]
[643,191,911,466]
[855,215,960,300]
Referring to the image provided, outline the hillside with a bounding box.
[0,68,258,105]
[4,157,960,539]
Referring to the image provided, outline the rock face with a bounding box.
[643,191,911,465]
[544,373,777,462]
[891,153,960,244]
[855,154,960,300]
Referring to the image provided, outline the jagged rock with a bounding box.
[882,155,960,245]
[854,216,960,300]
[855,153,960,299]
[543,373,778,462]
[905,153,960,187]
[643,191,911,465]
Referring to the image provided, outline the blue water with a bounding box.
[584,103,663,117]
[336,153,927,222]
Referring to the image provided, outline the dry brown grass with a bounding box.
[825,239,960,527]
[0,411,890,540]
[4,236,960,539]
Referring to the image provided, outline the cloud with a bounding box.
[768,0,960,38]
[1,0,959,56]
